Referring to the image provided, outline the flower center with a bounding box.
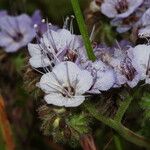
[120,58,136,81]
[64,50,77,62]
[62,86,75,98]
[13,32,23,42]
[115,0,129,14]
[123,14,139,25]
[95,0,103,5]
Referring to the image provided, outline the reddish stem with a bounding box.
[80,134,98,150]
[0,95,15,150]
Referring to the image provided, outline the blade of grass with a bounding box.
[71,0,96,61]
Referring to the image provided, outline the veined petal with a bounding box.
[38,72,62,94]
[17,14,33,33]
[28,43,41,56]
[128,44,150,79]
[29,55,51,68]
[76,70,93,94]
[53,61,81,87]
[101,3,117,18]
[0,16,17,36]
[0,32,13,47]
[44,93,85,107]
[94,69,115,91]
[5,42,22,52]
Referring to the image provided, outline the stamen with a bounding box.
[63,16,70,29]
[66,62,71,87]
[41,19,46,23]
[32,67,45,75]
[34,24,38,29]
[115,40,122,51]
[90,24,96,41]
[70,15,75,34]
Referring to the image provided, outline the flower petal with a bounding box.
[44,93,85,107]
[94,69,115,91]
[29,55,51,68]
[53,61,81,87]
[38,72,62,94]
[101,2,117,18]
[28,43,41,56]
[76,70,93,94]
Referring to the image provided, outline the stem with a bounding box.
[114,96,133,123]
[84,103,150,148]
[71,0,96,61]
[114,134,123,150]
[0,95,15,150]
[0,126,5,150]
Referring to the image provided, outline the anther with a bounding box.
[34,24,38,28]
[41,19,46,23]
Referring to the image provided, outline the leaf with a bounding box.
[139,93,150,120]
[68,114,90,135]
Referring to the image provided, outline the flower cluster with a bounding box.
[0,10,46,52]
[28,18,150,107]
[96,0,150,34]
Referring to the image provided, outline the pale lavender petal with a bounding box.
[44,93,85,107]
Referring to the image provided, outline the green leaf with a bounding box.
[11,53,25,73]
[139,93,150,120]
[68,114,90,135]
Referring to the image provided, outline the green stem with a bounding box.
[71,0,96,61]
[84,103,150,148]
[114,96,133,123]
[114,134,123,150]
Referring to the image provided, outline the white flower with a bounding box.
[128,44,150,80]
[28,43,51,68]
[28,28,83,68]
[37,61,93,107]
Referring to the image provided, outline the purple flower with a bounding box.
[32,10,47,35]
[101,0,143,19]
[100,0,145,33]
[0,10,7,18]
[0,14,35,52]
[94,41,140,87]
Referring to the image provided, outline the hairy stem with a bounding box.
[0,95,15,150]
[71,0,96,61]
[84,103,150,148]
